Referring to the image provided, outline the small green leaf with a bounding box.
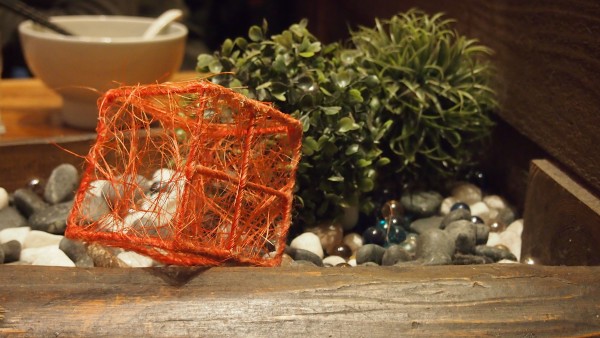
[248,26,263,42]
[338,117,360,133]
[208,60,223,74]
[322,106,341,115]
[348,89,364,103]
[345,144,359,155]
[221,38,234,57]
[328,176,344,182]
[256,81,272,90]
[196,54,214,70]
[357,159,372,168]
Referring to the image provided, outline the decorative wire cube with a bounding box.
[66,80,303,266]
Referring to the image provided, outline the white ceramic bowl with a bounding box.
[19,15,188,129]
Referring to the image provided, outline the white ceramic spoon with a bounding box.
[142,9,183,40]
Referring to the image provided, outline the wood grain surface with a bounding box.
[1,264,599,337]
[296,0,600,196]
[522,159,600,266]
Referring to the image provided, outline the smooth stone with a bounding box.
[347,258,357,267]
[331,244,352,259]
[475,222,490,245]
[290,232,324,259]
[381,245,411,266]
[289,248,323,267]
[1,240,21,263]
[416,229,455,264]
[29,201,73,234]
[31,247,76,267]
[23,230,63,249]
[86,243,128,268]
[439,196,458,215]
[0,245,4,263]
[359,261,380,267]
[355,243,386,265]
[335,263,352,267]
[498,259,520,264]
[445,220,477,254]
[278,253,294,267]
[0,206,28,231]
[451,183,482,205]
[12,188,49,218]
[401,190,443,217]
[409,216,443,235]
[305,221,344,256]
[343,233,363,254]
[102,175,151,208]
[440,209,470,229]
[469,201,490,219]
[0,226,31,245]
[341,205,359,230]
[362,226,386,246]
[59,237,92,266]
[152,168,177,183]
[117,251,155,267]
[44,163,79,204]
[323,255,346,266]
[0,187,8,210]
[79,180,112,222]
[495,207,517,227]
[452,253,492,265]
[483,195,507,210]
[399,240,417,256]
[475,245,517,262]
[20,245,53,263]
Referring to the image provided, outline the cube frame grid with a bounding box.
[66,80,303,266]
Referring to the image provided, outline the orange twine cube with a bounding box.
[65,80,303,266]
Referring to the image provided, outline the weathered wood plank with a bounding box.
[296,0,600,197]
[0,265,599,337]
[522,159,600,266]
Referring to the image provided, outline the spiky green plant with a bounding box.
[351,9,497,187]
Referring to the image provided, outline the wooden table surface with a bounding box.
[0,72,200,144]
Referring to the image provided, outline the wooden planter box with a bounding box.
[2,1,600,336]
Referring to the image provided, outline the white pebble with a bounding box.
[290,232,324,259]
[498,259,520,264]
[451,182,482,204]
[152,168,177,183]
[347,258,357,267]
[323,255,346,266]
[0,187,8,210]
[29,247,75,267]
[117,251,154,267]
[23,230,63,249]
[470,201,490,218]
[483,195,507,210]
[439,196,458,215]
[0,226,31,245]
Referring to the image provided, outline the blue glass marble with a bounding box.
[450,202,470,212]
[362,226,386,246]
[386,224,407,244]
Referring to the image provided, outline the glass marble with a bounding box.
[381,200,404,218]
[362,226,386,246]
[470,215,485,224]
[386,224,407,244]
[450,202,470,212]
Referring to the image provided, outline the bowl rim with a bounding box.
[18,15,188,44]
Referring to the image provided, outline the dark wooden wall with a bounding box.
[294,0,600,199]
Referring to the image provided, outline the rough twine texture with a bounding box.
[65,80,303,266]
